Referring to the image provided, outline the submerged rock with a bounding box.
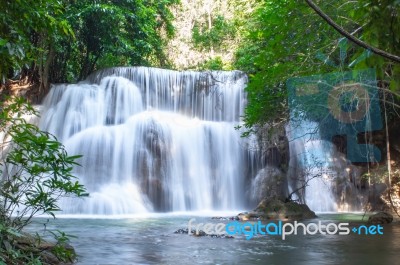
[367,212,393,224]
[173,228,234,239]
[239,197,317,221]
[211,216,238,221]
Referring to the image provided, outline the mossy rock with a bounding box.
[3,232,77,265]
[238,197,317,221]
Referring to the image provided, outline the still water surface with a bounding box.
[27,213,400,265]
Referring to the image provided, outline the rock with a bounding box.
[368,212,393,224]
[211,216,226,220]
[240,197,317,221]
[39,250,61,265]
[237,212,261,221]
[173,228,234,239]
[211,216,237,221]
[250,166,287,203]
[174,228,190,234]
[13,232,76,264]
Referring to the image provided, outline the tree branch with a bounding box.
[305,0,400,63]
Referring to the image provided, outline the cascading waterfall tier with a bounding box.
[287,121,337,212]
[40,67,260,215]
[287,120,366,212]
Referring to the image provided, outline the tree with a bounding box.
[1,0,179,90]
[0,97,88,263]
[49,0,179,82]
[0,0,73,88]
[165,0,249,70]
[235,0,400,133]
[305,0,400,63]
[234,0,400,213]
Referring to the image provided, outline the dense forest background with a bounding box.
[1,0,399,126]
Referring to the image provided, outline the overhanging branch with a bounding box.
[305,0,400,63]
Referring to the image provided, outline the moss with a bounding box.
[252,197,317,220]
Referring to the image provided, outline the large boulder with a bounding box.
[250,166,287,202]
[238,197,317,221]
[367,212,393,224]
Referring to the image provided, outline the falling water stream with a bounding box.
[37,66,367,216]
[40,67,258,214]
[287,121,338,212]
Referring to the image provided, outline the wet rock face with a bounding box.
[368,212,393,225]
[250,166,288,203]
[288,137,372,211]
[142,124,171,212]
[139,125,170,211]
[257,124,290,170]
[331,163,367,211]
[246,123,290,207]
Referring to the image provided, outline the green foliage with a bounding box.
[0,97,87,263]
[192,14,236,52]
[53,0,179,81]
[0,221,35,265]
[0,0,179,84]
[49,230,77,262]
[0,97,88,230]
[347,0,400,92]
[197,57,225,70]
[235,0,400,134]
[235,0,339,133]
[0,0,73,80]
[0,221,77,264]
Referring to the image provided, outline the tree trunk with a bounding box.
[305,0,400,63]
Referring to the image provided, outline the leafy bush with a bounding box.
[0,97,87,263]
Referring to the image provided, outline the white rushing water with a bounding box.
[40,67,258,215]
[287,120,338,212]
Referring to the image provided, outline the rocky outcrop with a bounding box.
[250,166,287,202]
[367,212,393,225]
[247,123,290,205]
[238,197,317,221]
[4,232,77,265]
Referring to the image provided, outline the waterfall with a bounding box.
[287,120,338,212]
[287,119,367,212]
[39,67,259,215]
